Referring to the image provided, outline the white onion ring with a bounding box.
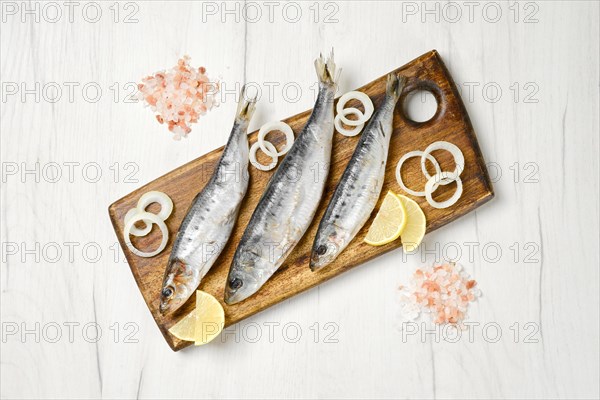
[334,108,365,137]
[137,191,174,221]
[123,191,173,237]
[250,141,278,171]
[396,151,442,197]
[124,208,152,237]
[258,121,294,157]
[425,172,463,209]
[123,211,169,257]
[421,141,465,183]
[336,91,374,126]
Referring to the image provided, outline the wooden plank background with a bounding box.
[1,1,598,399]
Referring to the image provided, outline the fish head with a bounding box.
[224,249,267,305]
[159,258,197,315]
[310,225,349,271]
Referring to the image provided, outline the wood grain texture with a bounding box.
[108,50,494,351]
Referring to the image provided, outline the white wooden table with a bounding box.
[1,1,598,398]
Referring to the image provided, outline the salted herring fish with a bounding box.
[224,51,338,304]
[159,86,257,315]
[310,73,406,270]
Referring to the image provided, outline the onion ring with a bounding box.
[250,140,278,171]
[124,208,152,237]
[123,191,173,237]
[396,151,442,197]
[334,108,365,137]
[123,211,169,257]
[336,91,374,126]
[258,121,294,157]
[137,190,174,221]
[425,172,463,209]
[421,141,465,183]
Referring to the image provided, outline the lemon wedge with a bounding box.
[194,290,224,346]
[364,191,408,246]
[168,290,225,346]
[396,194,427,252]
[167,307,197,342]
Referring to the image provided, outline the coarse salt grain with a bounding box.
[398,262,480,328]
[138,55,220,140]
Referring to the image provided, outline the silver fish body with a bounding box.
[224,52,337,304]
[310,73,405,270]
[160,87,256,314]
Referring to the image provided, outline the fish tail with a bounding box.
[236,84,257,122]
[314,48,339,86]
[386,73,407,101]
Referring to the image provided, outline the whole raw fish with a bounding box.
[310,73,405,270]
[159,87,257,314]
[224,51,338,304]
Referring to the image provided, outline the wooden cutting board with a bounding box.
[109,50,494,351]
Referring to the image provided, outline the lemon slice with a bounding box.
[167,290,225,346]
[364,191,408,246]
[194,290,224,346]
[168,307,197,342]
[396,194,427,252]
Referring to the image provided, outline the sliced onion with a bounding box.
[258,121,294,157]
[124,191,173,238]
[137,190,173,221]
[425,172,463,209]
[421,141,465,184]
[334,108,365,137]
[123,211,169,257]
[396,151,442,196]
[124,208,152,237]
[250,140,278,171]
[336,91,374,126]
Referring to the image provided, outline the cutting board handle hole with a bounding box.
[400,82,444,125]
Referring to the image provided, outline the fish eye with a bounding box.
[316,245,327,255]
[229,277,243,290]
[162,286,174,298]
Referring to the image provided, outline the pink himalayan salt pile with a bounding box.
[137,56,220,140]
[398,262,481,327]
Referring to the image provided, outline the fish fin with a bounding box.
[314,48,337,86]
[386,73,407,101]
[236,84,257,122]
[378,121,386,138]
